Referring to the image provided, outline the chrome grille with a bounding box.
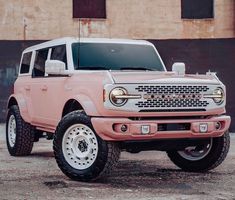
[135,85,209,109]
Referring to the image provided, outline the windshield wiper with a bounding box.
[120,67,154,71]
[78,66,108,70]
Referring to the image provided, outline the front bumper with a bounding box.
[91,115,231,141]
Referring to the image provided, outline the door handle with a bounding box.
[24,86,30,91]
[41,85,48,91]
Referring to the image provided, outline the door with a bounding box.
[30,45,68,127]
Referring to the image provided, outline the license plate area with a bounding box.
[157,123,191,131]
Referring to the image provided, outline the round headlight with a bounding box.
[109,87,128,106]
[213,88,224,105]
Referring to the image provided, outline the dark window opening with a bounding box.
[181,0,214,19]
[20,52,32,74]
[73,0,106,19]
[51,45,68,69]
[32,48,49,77]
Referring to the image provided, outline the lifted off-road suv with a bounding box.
[6,37,231,181]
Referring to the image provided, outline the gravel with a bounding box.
[0,123,235,200]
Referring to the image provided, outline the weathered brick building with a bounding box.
[0,0,234,130]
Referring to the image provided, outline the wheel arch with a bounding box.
[62,99,84,117]
[62,95,99,118]
[7,96,18,108]
[7,94,31,123]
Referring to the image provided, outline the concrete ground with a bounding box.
[0,123,235,200]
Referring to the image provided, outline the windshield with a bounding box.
[72,42,165,71]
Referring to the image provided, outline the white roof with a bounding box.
[24,37,153,52]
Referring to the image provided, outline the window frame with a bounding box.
[17,42,72,78]
[30,43,71,78]
[181,0,214,20]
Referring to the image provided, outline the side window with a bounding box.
[51,45,67,69]
[32,48,49,77]
[20,52,32,74]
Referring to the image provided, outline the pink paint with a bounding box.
[8,38,230,142]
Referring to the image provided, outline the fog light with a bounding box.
[215,122,221,130]
[199,123,208,133]
[121,124,128,132]
[141,125,150,135]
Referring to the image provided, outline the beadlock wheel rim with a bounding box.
[8,115,16,148]
[178,138,213,161]
[62,124,98,170]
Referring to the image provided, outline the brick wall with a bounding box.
[0,0,234,40]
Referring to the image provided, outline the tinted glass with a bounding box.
[33,48,49,77]
[51,45,67,69]
[72,43,165,71]
[20,52,32,74]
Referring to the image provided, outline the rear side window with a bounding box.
[20,52,32,74]
[33,48,49,77]
[51,45,67,69]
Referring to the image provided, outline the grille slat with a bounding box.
[135,85,209,109]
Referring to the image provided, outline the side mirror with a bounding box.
[172,62,185,76]
[45,60,66,75]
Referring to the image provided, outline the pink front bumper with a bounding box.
[91,115,231,141]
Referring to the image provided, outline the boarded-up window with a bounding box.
[73,0,106,19]
[181,0,214,19]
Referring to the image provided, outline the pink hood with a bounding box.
[109,71,220,85]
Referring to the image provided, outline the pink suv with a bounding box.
[6,37,231,181]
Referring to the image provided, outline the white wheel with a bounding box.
[62,124,98,170]
[8,115,16,148]
[178,139,212,161]
[54,111,120,181]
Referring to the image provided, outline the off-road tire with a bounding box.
[53,111,120,182]
[6,105,35,156]
[167,131,230,172]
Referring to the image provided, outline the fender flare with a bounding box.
[64,94,100,117]
[7,94,31,123]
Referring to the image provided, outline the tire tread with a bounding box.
[53,111,120,181]
[6,105,34,156]
[167,131,230,172]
